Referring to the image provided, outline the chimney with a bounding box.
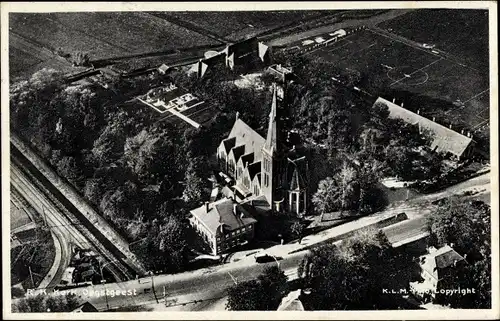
[392,98,396,103]
[449,124,452,129]
[461,129,464,134]
[233,204,238,215]
[401,102,404,108]
[235,111,240,120]
[240,213,244,220]
[417,109,420,115]
[205,201,210,212]
[432,116,436,122]
[467,132,471,137]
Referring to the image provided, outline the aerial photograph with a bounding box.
[3,1,496,317]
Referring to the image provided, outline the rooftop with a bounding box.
[374,97,474,158]
[190,198,257,236]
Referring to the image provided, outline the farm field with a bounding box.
[306,28,490,142]
[9,12,223,80]
[377,9,489,70]
[152,11,330,42]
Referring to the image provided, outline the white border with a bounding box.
[1,1,498,320]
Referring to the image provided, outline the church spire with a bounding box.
[264,83,279,154]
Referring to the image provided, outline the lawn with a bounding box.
[308,28,490,142]
[153,11,329,42]
[377,9,489,70]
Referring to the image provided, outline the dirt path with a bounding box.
[268,9,412,46]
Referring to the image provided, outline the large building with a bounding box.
[189,198,257,256]
[190,66,308,254]
[373,97,475,160]
[217,67,308,216]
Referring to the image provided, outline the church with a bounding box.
[216,82,309,216]
[189,65,309,255]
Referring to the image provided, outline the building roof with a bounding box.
[247,161,262,180]
[240,152,255,167]
[277,290,305,311]
[227,118,265,160]
[420,245,465,281]
[373,97,474,158]
[287,155,307,191]
[230,145,246,163]
[264,84,279,154]
[222,137,236,155]
[190,198,257,236]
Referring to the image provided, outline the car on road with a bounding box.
[255,254,283,264]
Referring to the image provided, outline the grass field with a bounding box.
[153,11,329,42]
[377,9,489,70]
[307,27,490,141]
[9,12,222,79]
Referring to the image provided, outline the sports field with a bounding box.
[307,27,490,141]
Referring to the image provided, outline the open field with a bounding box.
[306,28,489,141]
[377,9,489,70]
[152,11,329,42]
[10,12,221,59]
[9,12,222,79]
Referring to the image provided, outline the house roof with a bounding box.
[227,119,265,160]
[190,198,257,235]
[373,97,474,158]
[420,245,465,281]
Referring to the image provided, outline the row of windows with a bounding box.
[216,225,252,242]
[263,158,271,171]
[217,236,247,253]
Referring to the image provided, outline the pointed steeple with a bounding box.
[264,83,278,154]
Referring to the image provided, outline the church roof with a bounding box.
[240,152,255,166]
[230,145,246,163]
[264,84,279,154]
[247,161,262,180]
[222,137,236,154]
[227,119,265,161]
[287,155,307,191]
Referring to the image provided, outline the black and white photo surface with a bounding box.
[1,1,498,319]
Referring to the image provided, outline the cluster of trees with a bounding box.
[9,65,276,274]
[265,54,445,215]
[13,293,80,312]
[426,198,491,308]
[312,160,387,216]
[226,266,289,310]
[297,229,413,310]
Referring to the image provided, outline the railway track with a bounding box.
[10,151,133,287]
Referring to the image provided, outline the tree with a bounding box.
[290,221,305,244]
[312,177,341,215]
[226,266,288,311]
[298,229,409,310]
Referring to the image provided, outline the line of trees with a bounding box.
[13,293,80,312]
